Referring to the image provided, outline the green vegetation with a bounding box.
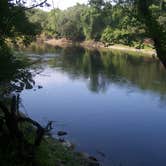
[1,0,166,65]
[22,0,166,66]
[36,138,89,166]
[0,125,89,166]
[0,1,93,166]
[0,1,166,166]
[25,1,165,47]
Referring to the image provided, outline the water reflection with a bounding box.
[47,46,166,96]
[0,54,35,98]
[21,46,166,166]
[1,45,166,166]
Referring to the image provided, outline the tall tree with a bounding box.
[0,0,48,46]
[88,0,105,9]
[112,0,166,67]
[136,0,166,67]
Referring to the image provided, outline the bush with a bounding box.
[101,27,135,46]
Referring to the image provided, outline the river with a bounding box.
[1,45,166,166]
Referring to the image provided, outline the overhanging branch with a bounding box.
[15,0,48,10]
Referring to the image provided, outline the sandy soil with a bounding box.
[44,38,156,56]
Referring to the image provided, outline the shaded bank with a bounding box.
[44,39,156,57]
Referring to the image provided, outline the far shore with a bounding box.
[44,38,157,57]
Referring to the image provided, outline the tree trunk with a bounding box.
[137,0,166,68]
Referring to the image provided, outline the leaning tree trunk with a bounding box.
[0,95,53,147]
[137,0,166,68]
[0,96,23,139]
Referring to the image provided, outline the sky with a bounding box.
[45,0,88,10]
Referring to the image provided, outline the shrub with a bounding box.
[101,27,136,46]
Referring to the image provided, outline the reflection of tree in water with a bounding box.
[24,43,63,55]
[83,50,110,93]
[49,47,166,98]
[0,54,35,98]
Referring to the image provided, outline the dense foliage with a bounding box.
[1,0,165,52]
[112,0,166,66]
[0,0,50,45]
[23,0,166,66]
[0,1,166,165]
[25,0,165,48]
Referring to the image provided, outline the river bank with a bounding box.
[44,38,157,57]
[36,135,100,166]
[0,98,100,166]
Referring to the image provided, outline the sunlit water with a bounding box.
[9,46,166,165]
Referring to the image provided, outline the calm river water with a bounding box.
[4,45,166,166]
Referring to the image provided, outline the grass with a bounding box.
[0,111,90,166]
[36,137,89,166]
